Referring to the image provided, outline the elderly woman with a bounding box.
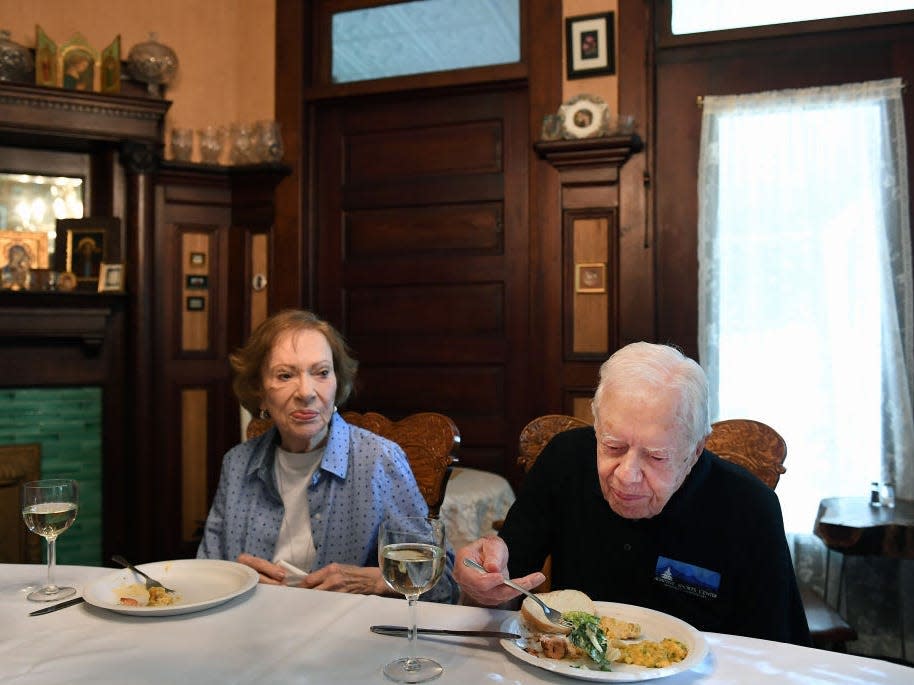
[197,309,458,603]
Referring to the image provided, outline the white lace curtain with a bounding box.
[697,78,913,533]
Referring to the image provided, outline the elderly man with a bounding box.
[455,342,811,646]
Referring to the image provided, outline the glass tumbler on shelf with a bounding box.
[170,127,194,162]
[21,479,79,602]
[229,122,255,165]
[378,516,446,683]
[254,119,284,163]
[198,125,225,164]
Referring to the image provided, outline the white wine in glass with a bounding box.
[379,516,446,683]
[21,479,79,602]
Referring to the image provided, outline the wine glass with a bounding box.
[21,479,79,602]
[378,516,446,683]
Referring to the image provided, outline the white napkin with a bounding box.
[277,560,308,586]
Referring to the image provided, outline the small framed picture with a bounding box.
[98,263,124,292]
[575,263,607,294]
[190,252,206,267]
[566,12,615,80]
[186,274,208,289]
[186,296,206,311]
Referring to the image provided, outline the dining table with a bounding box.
[2,562,911,684]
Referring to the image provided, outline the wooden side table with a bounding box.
[814,496,914,660]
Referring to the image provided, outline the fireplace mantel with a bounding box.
[0,293,126,352]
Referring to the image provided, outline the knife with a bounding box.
[371,625,522,640]
[29,596,85,616]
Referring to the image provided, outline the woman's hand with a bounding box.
[454,535,545,607]
[236,553,285,585]
[299,562,391,595]
[237,554,391,595]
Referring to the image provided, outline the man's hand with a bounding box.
[454,535,545,606]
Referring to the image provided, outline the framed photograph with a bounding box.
[575,263,607,294]
[190,252,206,267]
[55,217,121,290]
[566,12,615,80]
[98,263,124,292]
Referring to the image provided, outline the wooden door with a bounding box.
[314,87,529,475]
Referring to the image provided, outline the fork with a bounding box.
[111,555,176,593]
[462,557,569,627]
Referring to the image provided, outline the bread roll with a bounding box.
[520,589,596,635]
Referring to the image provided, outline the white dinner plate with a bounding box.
[500,601,709,682]
[83,559,259,617]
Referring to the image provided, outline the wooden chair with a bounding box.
[246,410,460,517]
[514,414,857,651]
[510,414,591,591]
[0,443,41,563]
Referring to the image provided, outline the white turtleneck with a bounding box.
[272,444,324,573]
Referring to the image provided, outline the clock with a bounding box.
[558,94,609,139]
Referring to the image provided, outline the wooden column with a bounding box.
[534,134,643,417]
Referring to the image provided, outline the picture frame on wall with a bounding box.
[565,12,615,80]
[55,217,121,291]
[575,263,607,294]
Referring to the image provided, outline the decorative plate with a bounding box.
[559,94,609,139]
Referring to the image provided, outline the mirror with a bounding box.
[0,173,85,289]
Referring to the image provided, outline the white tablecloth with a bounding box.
[439,467,516,551]
[1,564,911,684]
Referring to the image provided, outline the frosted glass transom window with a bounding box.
[673,0,914,34]
[332,0,520,83]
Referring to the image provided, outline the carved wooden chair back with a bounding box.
[705,419,787,489]
[246,411,460,517]
[518,414,591,474]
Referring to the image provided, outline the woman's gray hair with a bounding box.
[590,342,711,446]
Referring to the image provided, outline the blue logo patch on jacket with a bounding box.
[654,556,720,599]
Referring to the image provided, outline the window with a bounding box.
[697,79,913,532]
[672,0,914,34]
[331,0,520,83]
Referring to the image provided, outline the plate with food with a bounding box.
[500,589,708,681]
[83,559,259,617]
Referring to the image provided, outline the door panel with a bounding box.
[315,87,528,473]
